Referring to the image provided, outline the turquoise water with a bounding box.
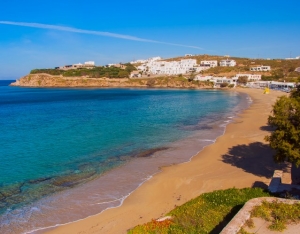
[0,81,249,233]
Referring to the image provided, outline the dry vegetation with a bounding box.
[165,54,300,82]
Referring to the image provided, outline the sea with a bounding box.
[0,80,251,233]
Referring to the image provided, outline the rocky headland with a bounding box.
[10,73,213,89]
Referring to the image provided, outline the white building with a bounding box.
[148,57,162,62]
[194,67,209,72]
[72,63,83,68]
[56,61,95,70]
[148,59,198,75]
[219,59,236,67]
[250,65,271,71]
[195,75,237,87]
[200,60,218,68]
[211,77,237,87]
[130,71,142,78]
[247,81,296,90]
[269,81,296,89]
[137,64,147,72]
[133,56,219,75]
[235,74,262,82]
[130,56,162,67]
[84,61,95,66]
[194,75,213,81]
[130,59,148,64]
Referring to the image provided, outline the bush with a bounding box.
[237,76,248,85]
[128,188,271,234]
[30,66,132,78]
[220,82,229,87]
[146,79,156,87]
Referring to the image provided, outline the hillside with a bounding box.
[165,54,300,82]
[30,63,136,78]
[10,73,213,89]
[13,55,300,88]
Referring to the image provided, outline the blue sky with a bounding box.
[0,0,300,79]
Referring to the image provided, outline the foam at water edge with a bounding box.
[25,174,155,234]
[26,92,252,234]
[0,90,251,234]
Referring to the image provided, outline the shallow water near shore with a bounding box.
[0,82,250,233]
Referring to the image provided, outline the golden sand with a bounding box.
[46,88,287,234]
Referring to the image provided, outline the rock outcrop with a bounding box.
[10,73,213,89]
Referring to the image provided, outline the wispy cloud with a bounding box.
[0,21,203,49]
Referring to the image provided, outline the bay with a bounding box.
[0,83,249,233]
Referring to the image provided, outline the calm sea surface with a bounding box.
[0,80,250,233]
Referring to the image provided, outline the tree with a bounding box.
[265,86,300,183]
[188,71,196,82]
[237,76,248,85]
[124,63,137,74]
[220,82,229,88]
[118,70,129,78]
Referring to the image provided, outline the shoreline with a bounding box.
[28,104,236,234]
[9,73,214,89]
[40,87,289,234]
[22,90,242,234]
[0,88,243,234]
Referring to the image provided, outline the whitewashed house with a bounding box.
[148,59,197,75]
[194,75,213,81]
[130,59,147,64]
[235,74,262,82]
[137,64,147,72]
[250,66,271,71]
[247,81,295,90]
[134,56,220,75]
[72,63,83,68]
[148,57,162,63]
[269,81,296,89]
[219,59,236,67]
[84,61,95,66]
[195,75,237,87]
[57,61,95,70]
[130,71,142,78]
[200,60,218,68]
[210,77,238,87]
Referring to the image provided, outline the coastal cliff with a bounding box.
[10,73,213,89]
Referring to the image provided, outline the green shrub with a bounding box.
[220,82,229,87]
[128,188,271,234]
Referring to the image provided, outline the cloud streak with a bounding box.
[0,21,203,49]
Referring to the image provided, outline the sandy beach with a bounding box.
[45,88,288,234]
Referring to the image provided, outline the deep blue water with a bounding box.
[0,80,15,86]
[0,82,248,233]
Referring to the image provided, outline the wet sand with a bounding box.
[46,88,288,234]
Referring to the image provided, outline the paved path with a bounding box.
[243,217,300,233]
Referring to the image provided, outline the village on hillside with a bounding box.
[127,55,300,91]
[36,54,300,91]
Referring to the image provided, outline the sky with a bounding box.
[0,0,300,79]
